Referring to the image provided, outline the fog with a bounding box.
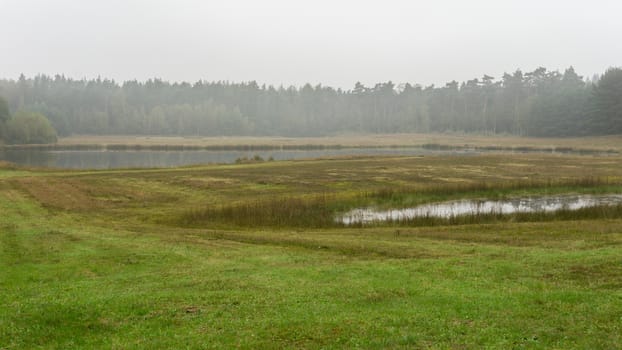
[2,0,621,88]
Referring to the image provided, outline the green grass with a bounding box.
[1,154,622,349]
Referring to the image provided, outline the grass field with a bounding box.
[1,153,622,349]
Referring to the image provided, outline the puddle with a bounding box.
[339,194,622,224]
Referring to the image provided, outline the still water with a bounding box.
[0,147,476,169]
[340,194,622,224]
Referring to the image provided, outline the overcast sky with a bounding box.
[2,0,621,88]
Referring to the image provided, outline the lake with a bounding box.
[0,147,479,169]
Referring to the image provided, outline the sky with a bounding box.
[1,0,621,89]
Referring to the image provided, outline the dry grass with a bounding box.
[8,154,622,216]
[56,133,622,151]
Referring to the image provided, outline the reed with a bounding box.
[179,177,622,229]
[419,143,618,155]
[180,194,342,228]
[365,176,621,205]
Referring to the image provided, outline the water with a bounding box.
[340,194,622,224]
[0,147,476,169]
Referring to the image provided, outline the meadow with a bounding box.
[1,152,622,349]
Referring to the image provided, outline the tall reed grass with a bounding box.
[179,177,622,228]
[366,177,620,203]
[419,143,618,155]
[180,194,340,228]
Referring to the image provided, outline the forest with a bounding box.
[0,66,620,140]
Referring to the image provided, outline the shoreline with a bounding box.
[1,133,620,154]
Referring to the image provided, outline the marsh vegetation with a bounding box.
[181,177,622,229]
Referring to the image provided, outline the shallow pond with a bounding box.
[0,147,477,169]
[340,194,622,224]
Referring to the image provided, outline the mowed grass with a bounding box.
[1,154,622,349]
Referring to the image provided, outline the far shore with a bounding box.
[2,133,621,153]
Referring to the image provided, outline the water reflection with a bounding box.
[0,148,475,169]
[340,194,622,224]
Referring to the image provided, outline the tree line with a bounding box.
[0,66,620,142]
